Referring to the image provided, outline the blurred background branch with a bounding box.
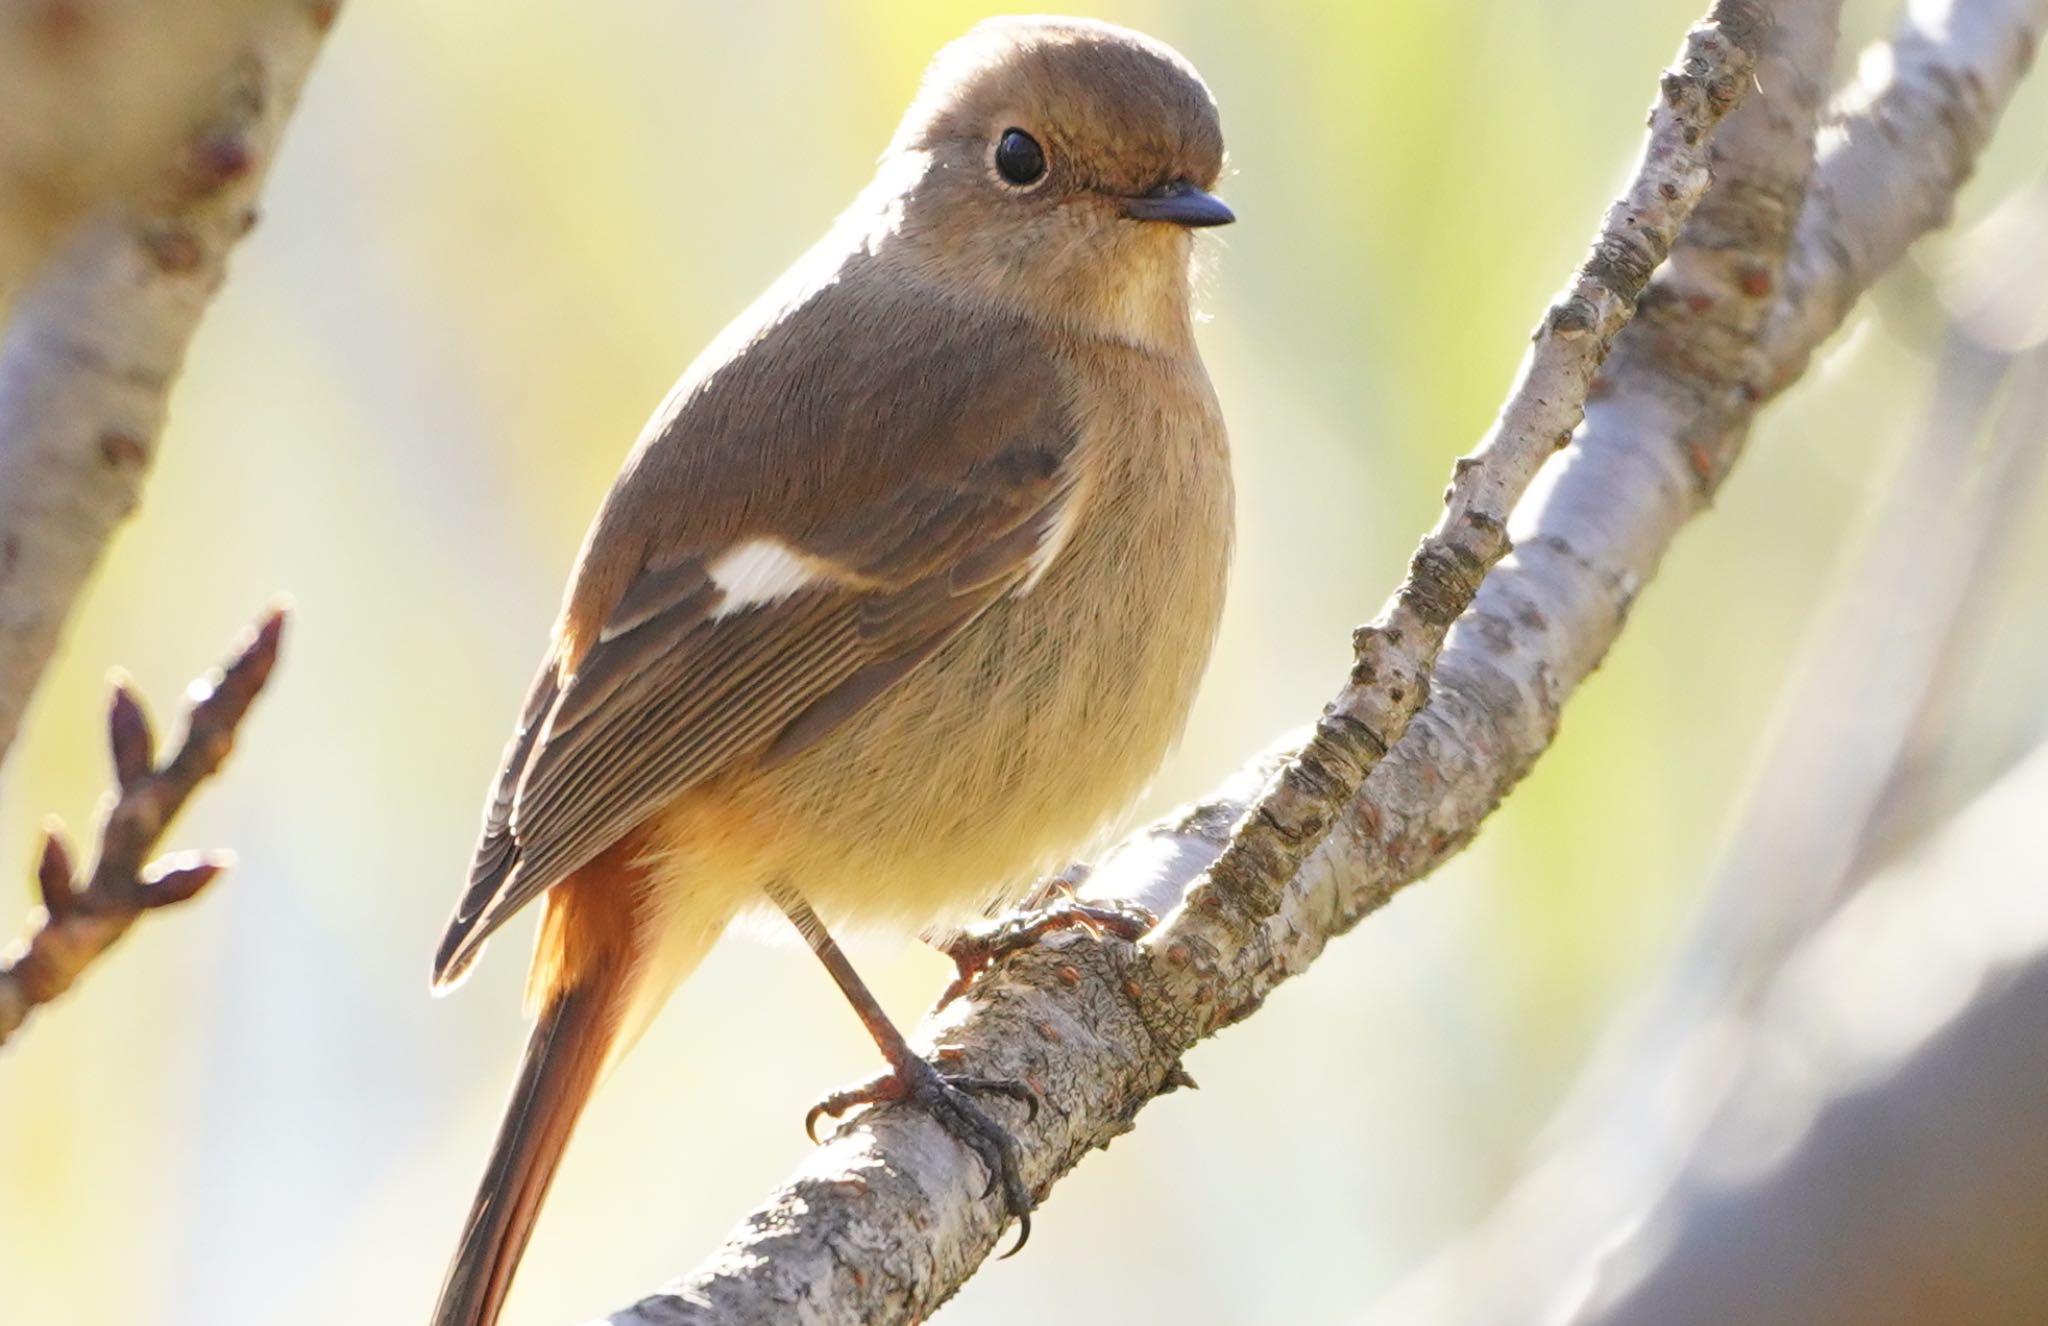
[0,0,270,302]
[0,607,285,1046]
[598,0,2044,1321]
[1564,728,2048,1324]
[0,2,328,1051]
[0,0,334,769]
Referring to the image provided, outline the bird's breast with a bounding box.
[725,342,1229,927]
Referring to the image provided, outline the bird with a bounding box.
[428,16,1234,1325]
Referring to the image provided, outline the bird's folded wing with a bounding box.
[433,386,1078,985]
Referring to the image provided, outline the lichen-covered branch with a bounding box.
[0,0,336,770]
[592,0,2042,1321]
[0,607,285,1047]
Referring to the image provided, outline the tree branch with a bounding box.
[1170,0,1764,958]
[1372,262,2048,1326]
[0,0,336,770]
[0,606,285,1047]
[0,0,276,303]
[594,0,2043,1320]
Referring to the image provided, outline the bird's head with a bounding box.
[869,16,1231,348]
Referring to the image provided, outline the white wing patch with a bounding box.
[707,539,818,619]
[1017,498,1080,595]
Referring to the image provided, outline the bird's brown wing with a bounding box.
[433,290,1078,986]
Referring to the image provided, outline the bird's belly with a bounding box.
[653,505,1228,934]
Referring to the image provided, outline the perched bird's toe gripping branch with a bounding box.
[935,896,1158,1011]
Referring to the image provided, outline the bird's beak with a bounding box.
[1120,179,1235,228]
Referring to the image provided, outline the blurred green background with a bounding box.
[5,2,2047,1324]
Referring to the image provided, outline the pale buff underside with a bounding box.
[616,336,1231,1042]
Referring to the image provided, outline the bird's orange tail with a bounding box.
[432,847,648,1326]
[430,972,616,1326]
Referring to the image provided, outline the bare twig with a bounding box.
[1614,0,1845,501]
[0,0,337,770]
[0,606,285,1047]
[590,0,2044,1321]
[1166,0,1765,958]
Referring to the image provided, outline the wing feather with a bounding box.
[431,292,1079,986]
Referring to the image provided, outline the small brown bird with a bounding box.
[428,16,1233,1325]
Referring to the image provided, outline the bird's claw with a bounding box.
[935,895,1157,1010]
[805,1054,1039,1255]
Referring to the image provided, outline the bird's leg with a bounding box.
[765,879,1039,1253]
[933,867,1155,1010]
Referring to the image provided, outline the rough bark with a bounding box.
[593,0,2045,1321]
[0,0,335,769]
[1174,0,1765,958]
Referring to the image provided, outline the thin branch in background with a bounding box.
[1847,185,2048,875]
[593,0,2046,1319]
[0,605,285,1048]
[1369,211,2048,1326]
[0,0,337,771]
[1670,307,2033,1016]
[1573,694,2048,1325]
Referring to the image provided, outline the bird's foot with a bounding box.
[935,894,1157,1010]
[1018,862,1092,909]
[805,1053,1039,1254]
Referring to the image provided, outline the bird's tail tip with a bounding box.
[429,979,612,1326]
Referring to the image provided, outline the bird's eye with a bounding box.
[993,128,1047,187]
